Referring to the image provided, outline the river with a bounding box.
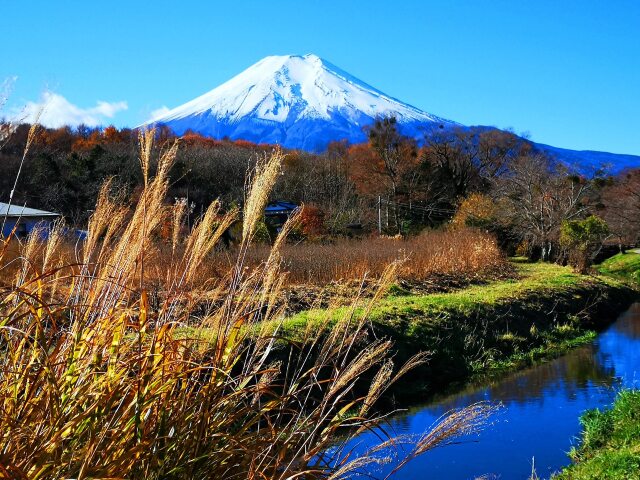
[347,302,640,479]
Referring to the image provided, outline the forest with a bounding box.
[1,117,638,272]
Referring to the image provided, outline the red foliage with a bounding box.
[233,139,258,149]
[299,204,326,237]
[102,125,130,143]
[347,143,386,196]
[39,127,76,151]
[181,133,224,148]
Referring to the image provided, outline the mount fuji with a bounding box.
[148,54,456,151]
[148,54,640,171]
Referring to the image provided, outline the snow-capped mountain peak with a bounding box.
[149,54,455,151]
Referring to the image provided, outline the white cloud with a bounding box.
[1,76,18,111]
[148,105,170,122]
[15,92,128,128]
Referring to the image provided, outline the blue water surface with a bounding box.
[347,303,640,479]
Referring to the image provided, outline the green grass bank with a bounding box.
[282,260,637,400]
[554,390,640,479]
[597,251,640,285]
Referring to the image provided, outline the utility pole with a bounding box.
[377,196,382,235]
[385,197,389,229]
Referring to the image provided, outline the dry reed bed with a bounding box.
[211,228,506,286]
[0,131,497,479]
[0,221,505,295]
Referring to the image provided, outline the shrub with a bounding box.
[560,215,610,273]
[252,218,272,243]
[450,193,497,231]
[299,204,326,237]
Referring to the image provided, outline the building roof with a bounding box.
[0,202,60,218]
[265,201,298,214]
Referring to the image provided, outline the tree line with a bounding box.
[1,119,638,270]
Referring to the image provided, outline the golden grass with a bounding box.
[212,228,505,286]
[0,136,497,479]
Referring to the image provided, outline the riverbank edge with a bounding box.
[554,252,640,479]
[554,389,640,479]
[281,262,639,404]
[384,274,636,404]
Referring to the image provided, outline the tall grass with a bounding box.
[264,229,503,285]
[204,229,506,287]
[0,132,496,479]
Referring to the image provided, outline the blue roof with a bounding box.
[265,201,298,213]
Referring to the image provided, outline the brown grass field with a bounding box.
[211,228,505,286]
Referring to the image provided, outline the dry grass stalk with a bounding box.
[171,197,188,253]
[242,148,283,243]
[380,402,501,479]
[138,127,155,187]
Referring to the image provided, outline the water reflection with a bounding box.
[609,303,640,339]
[350,303,640,479]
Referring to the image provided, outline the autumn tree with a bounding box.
[493,153,594,261]
[361,116,418,232]
[600,169,640,248]
[450,193,497,230]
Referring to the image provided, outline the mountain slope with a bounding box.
[534,143,640,173]
[148,54,455,151]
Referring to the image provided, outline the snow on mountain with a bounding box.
[148,54,456,151]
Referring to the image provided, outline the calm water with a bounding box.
[348,302,640,479]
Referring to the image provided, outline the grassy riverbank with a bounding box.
[597,251,640,285]
[280,261,637,400]
[554,390,640,479]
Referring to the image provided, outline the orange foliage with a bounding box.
[299,205,325,237]
[38,127,76,151]
[233,139,258,149]
[181,133,224,148]
[347,140,419,199]
[450,193,497,230]
[347,143,386,196]
[102,125,129,143]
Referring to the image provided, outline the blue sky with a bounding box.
[2,0,639,154]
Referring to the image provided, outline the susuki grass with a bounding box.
[211,228,505,286]
[0,130,497,479]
